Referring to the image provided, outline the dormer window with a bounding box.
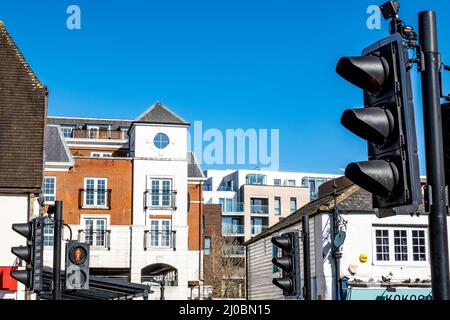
[154,133,170,149]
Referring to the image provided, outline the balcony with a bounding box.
[221,202,244,215]
[144,190,177,210]
[71,129,127,140]
[78,230,111,250]
[251,225,269,236]
[250,204,269,215]
[79,189,112,210]
[144,230,176,251]
[222,245,245,257]
[222,224,245,236]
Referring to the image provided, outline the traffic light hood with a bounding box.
[336,56,389,96]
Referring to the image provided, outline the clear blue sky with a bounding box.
[1,0,449,174]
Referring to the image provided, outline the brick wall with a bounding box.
[187,183,202,251]
[45,158,132,225]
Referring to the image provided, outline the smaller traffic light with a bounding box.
[10,217,44,292]
[65,241,90,290]
[271,232,301,297]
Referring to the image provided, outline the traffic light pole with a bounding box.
[419,11,450,300]
[53,201,63,300]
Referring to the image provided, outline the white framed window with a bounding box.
[149,219,172,248]
[150,179,172,207]
[91,152,113,158]
[87,126,99,139]
[373,227,428,265]
[274,179,282,186]
[44,177,56,204]
[286,180,296,187]
[83,217,108,247]
[84,178,108,208]
[61,126,74,138]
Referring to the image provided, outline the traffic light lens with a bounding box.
[345,160,399,198]
[69,246,88,265]
[336,56,389,95]
[341,107,394,146]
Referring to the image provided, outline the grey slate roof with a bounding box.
[0,21,48,193]
[47,116,132,130]
[45,125,74,163]
[188,151,205,179]
[135,102,189,126]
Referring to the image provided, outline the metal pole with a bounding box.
[302,215,311,301]
[160,280,165,300]
[419,11,450,300]
[53,201,63,300]
[331,183,341,300]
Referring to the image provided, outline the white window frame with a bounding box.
[149,219,172,248]
[149,179,172,208]
[82,216,109,248]
[372,227,429,266]
[61,126,74,138]
[87,126,100,139]
[43,218,54,247]
[44,177,56,205]
[274,179,282,186]
[290,197,297,213]
[83,178,108,209]
[91,152,113,158]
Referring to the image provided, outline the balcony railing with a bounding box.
[222,245,246,257]
[222,224,245,236]
[250,204,269,214]
[251,225,269,236]
[144,230,176,251]
[144,190,177,210]
[79,189,112,210]
[221,202,244,214]
[78,230,111,250]
[71,129,127,140]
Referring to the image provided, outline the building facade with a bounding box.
[203,169,335,298]
[245,177,447,300]
[43,103,207,300]
[0,21,48,300]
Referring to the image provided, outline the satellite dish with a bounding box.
[334,231,347,248]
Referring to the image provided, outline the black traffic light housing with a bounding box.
[271,232,301,297]
[337,33,422,218]
[10,217,44,292]
[65,241,90,290]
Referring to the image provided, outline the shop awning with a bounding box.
[39,267,151,300]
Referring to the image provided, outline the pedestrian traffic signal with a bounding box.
[10,217,44,292]
[271,232,301,297]
[65,241,90,290]
[336,33,422,218]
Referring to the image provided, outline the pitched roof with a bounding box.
[188,152,206,179]
[135,102,189,126]
[45,125,74,164]
[0,21,48,193]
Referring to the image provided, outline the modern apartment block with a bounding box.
[43,103,207,300]
[203,169,338,241]
[202,169,338,298]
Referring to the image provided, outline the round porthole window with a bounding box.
[154,133,170,149]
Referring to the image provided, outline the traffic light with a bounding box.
[336,33,422,218]
[10,217,44,292]
[271,232,301,297]
[65,241,89,290]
